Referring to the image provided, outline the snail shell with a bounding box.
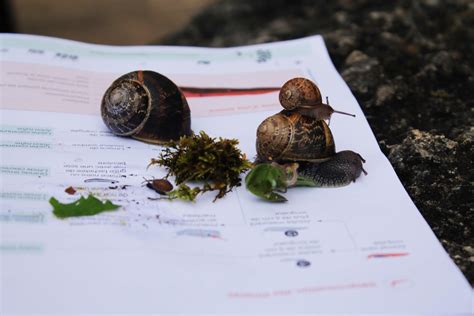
[279,77,322,110]
[101,70,192,144]
[256,110,335,162]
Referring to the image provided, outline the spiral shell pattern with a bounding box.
[101,71,192,144]
[279,77,322,110]
[101,79,150,136]
[256,111,335,162]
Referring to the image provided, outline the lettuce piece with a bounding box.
[50,194,120,219]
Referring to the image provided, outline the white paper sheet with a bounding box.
[0,34,472,315]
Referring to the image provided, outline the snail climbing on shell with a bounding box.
[248,77,367,201]
[101,70,192,144]
[279,77,356,124]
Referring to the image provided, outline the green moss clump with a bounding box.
[149,131,252,201]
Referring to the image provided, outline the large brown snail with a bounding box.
[256,111,335,162]
[255,77,366,188]
[101,70,192,144]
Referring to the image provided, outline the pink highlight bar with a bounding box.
[390,279,410,287]
[367,252,410,259]
[181,87,280,98]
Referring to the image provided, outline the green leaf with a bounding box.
[265,191,288,202]
[167,184,201,202]
[50,194,120,219]
[245,164,288,202]
[295,176,317,187]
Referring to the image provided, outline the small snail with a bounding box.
[279,77,355,123]
[252,77,366,195]
[101,70,192,144]
[279,77,322,110]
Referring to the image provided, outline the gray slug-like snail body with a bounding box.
[101,70,192,144]
[298,151,367,187]
[256,77,366,188]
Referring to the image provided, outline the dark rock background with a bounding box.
[159,0,474,285]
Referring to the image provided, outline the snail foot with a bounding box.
[298,150,367,187]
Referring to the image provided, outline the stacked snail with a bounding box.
[255,77,367,187]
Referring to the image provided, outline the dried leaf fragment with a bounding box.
[145,178,174,195]
[64,186,76,195]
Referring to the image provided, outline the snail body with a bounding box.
[298,151,367,187]
[296,101,356,122]
[101,70,192,144]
